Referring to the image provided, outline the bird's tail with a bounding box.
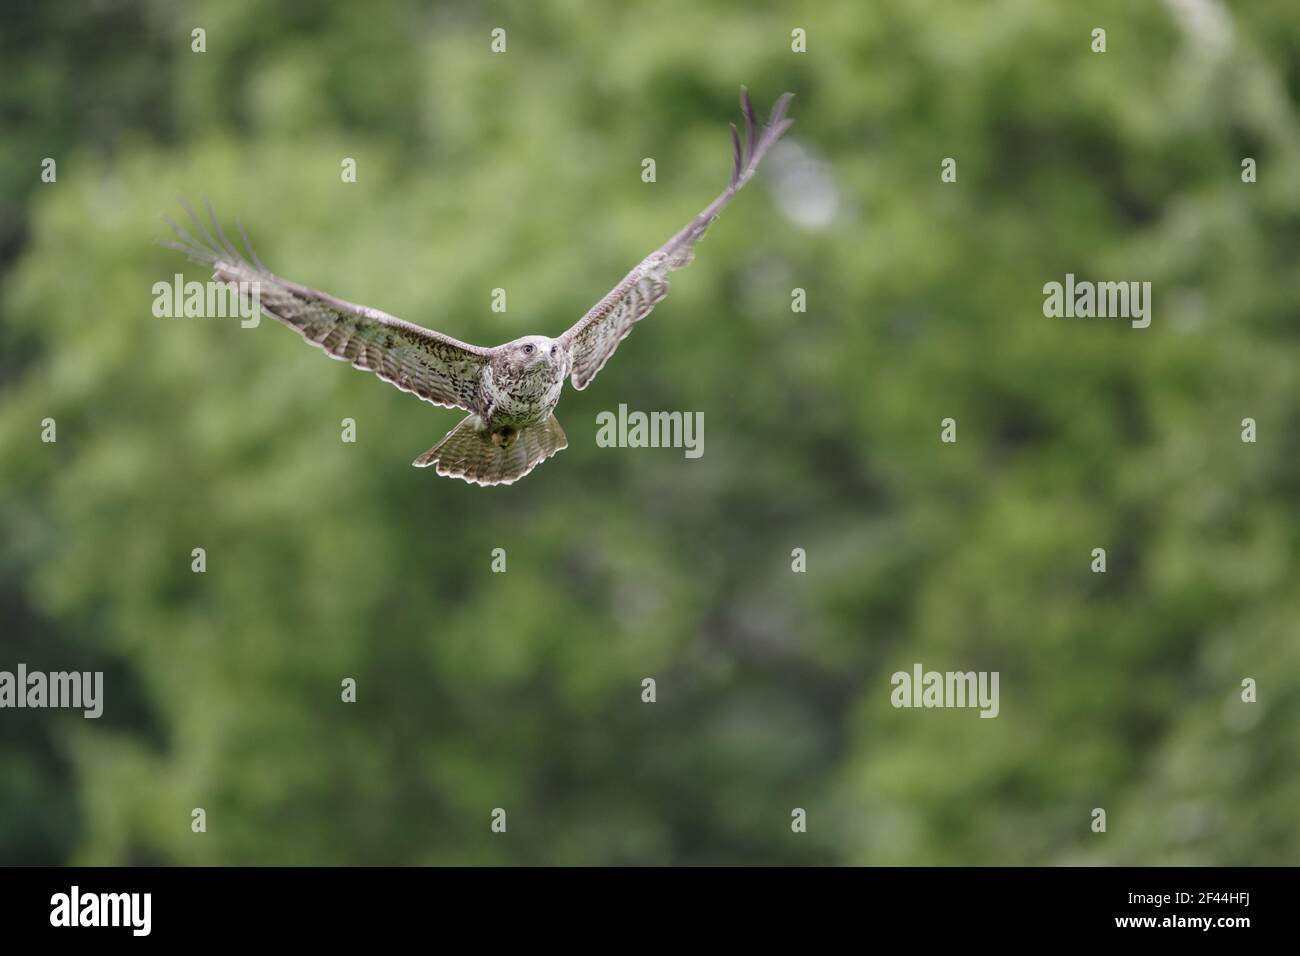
[413,413,568,486]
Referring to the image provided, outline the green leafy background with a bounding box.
[1,0,1297,865]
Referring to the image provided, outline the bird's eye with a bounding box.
[550,345,558,355]
[523,344,534,354]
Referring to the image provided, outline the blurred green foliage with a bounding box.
[1,0,1298,865]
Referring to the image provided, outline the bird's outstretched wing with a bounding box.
[160,201,490,412]
[560,87,794,390]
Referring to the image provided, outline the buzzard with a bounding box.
[163,88,794,485]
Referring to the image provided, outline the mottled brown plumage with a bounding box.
[162,87,793,485]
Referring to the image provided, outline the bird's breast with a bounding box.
[482,365,564,427]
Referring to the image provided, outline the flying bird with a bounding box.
[163,87,794,485]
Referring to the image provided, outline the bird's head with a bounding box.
[504,335,562,374]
